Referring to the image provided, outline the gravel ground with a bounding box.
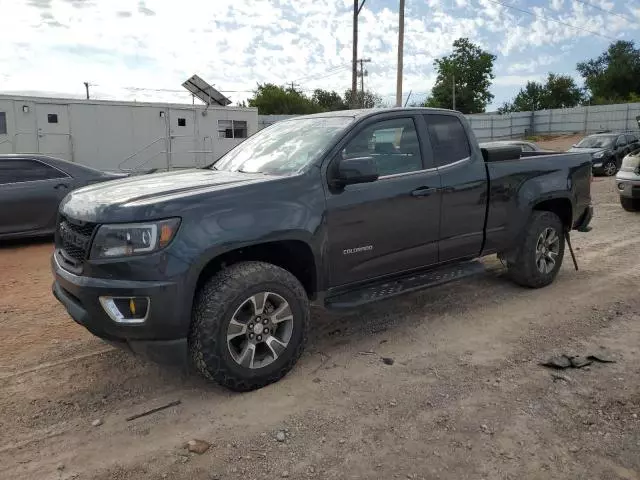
[1,172,639,480]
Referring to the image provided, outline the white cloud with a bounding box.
[0,0,637,107]
[551,0,564,11]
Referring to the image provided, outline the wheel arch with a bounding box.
[192,239,319,301]
[532,197,573,230]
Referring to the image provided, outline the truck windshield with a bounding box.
[212,116,354,175]
[575,136,615,148]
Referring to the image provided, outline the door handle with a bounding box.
[411,187,436,197]
[54,183,68,190]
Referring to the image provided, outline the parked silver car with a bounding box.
[0,154,126,240]
[616,151,640,212]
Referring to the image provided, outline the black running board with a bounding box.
[325,260,486,309]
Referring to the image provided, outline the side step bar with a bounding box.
[325,260,486,309]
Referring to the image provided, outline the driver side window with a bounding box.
[617,135,627,147]
[342,118,423,177]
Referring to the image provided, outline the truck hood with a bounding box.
[61,168,273,221]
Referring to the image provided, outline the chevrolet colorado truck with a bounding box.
[52,108,593,391]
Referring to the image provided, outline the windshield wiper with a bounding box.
[237,169,269,175]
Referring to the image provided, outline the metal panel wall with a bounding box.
[0,94,258,172]
[258,104,640,142]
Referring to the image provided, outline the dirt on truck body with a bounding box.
[1,175,639,480]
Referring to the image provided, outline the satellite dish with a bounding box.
[182,74,231,106]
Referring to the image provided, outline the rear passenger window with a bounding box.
[342,118,423,177]
[626,134,637,144]
[423,115,470,167]
[0,159,66,184]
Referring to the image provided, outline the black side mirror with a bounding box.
[335,156,379,186]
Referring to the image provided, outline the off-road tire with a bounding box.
[190,261,309,392]
[506,211,565,288]
[620,197,640,212]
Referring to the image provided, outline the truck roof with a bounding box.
[281,107,460,122]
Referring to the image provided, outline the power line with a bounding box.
[572,0,637,24]
[292,64,349,83]
[482,0,617,41]
[299,66,351,85]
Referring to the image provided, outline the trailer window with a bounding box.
[178,117,186,127]
[218,120,247,139]
[0,112,6,135]
[48,114,58,124]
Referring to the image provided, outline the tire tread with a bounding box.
[506,211,565,289]
[189,261,309,392]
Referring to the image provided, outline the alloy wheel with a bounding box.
[535,227,560,274]
[226,292,294,369]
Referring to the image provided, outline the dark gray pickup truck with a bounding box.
[51,108,593,391]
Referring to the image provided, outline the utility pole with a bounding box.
[452,73,456,111]
[83,82,90,99]
[357,58,371,107]
[352,0,366,109]
[396,0,405,107]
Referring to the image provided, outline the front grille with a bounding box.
[57,215,97,261]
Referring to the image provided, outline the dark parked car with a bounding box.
[480,140,553,153]
[568,132,640,176]
[0,154,125,240]
[52,108,593,392]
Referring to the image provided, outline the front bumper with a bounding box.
[616,178,640,199]
[51,253,189,367]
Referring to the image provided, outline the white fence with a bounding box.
[258,102,640,142]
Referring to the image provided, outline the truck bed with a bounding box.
[481,148,593,255]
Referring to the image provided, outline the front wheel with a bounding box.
[505,211,565,288]
[620,197,640,212]
[603,160,617,176]
[190,261,309,392]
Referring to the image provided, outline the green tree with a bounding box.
[499,74,583,113]
[577,40,640,104]
[312,89,348,111]
[424,38,496,114]
[343,89,385,109]
[247,83,321,114]
[544,73,583,108]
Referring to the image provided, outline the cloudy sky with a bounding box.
[1,0,639,110]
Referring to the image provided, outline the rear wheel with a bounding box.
[603,160,617,176]
[620,197,640,212]
[506,211,565,288]
[190,261,309,392]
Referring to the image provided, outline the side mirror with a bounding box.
[335,156,379,186]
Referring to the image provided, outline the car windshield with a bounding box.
[575,136,615,148]
[212,116,354,175]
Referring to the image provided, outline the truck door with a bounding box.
[325,115,441,287]
[422,113,488,263]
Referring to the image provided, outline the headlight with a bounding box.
[621,154,640,174]
[90,218,180,259]
[593,151,605,159]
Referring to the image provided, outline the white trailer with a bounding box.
[0,95,258,172]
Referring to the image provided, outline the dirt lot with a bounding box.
[537,134,582,152]
[1,175,639,480]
